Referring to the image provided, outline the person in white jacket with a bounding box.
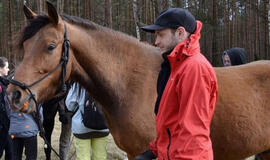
[66,83,109,160]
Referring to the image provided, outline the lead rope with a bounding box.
[30,90,62,160]
[61,25,70,92]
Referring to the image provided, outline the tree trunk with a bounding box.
[212,0,218,66]
[2,0,9,58]
[77,0,81,16]
[167,0,173,8]
[7,0,13,59]
[57,0,64,14]
[266,0,270,59]
[156,0,163,13]
[104,0,112,28]
[132,0,141,40]
[36,0,43,13]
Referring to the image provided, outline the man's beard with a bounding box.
[166,36,179,52]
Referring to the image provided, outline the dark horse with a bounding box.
[7,2,270,160]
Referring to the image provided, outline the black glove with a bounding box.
[134,149,157,160]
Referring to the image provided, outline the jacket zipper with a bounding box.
[167,128,171,160]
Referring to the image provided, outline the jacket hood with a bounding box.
[222,47,246,66]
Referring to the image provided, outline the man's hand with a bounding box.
[134,149,157,160]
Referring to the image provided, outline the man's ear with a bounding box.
[176,27,185,37]
[176,27,189,42]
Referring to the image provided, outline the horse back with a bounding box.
[212,60,270,160]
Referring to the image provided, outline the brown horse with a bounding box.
[7,2,270,160]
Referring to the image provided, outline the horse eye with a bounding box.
[47,44,56,51]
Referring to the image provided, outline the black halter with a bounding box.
[4,24,70,160]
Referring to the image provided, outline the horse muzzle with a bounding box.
[7,88,36,113]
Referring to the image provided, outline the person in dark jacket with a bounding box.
[135,8,218,160]
[0,56,13,160]
[222,47,247,66]
[9,101,43,160]
[9,109,42,160]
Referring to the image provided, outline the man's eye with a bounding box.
[47,44,56,51]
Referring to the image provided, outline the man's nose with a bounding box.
[154,38,159,46]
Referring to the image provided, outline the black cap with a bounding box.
[141,8,196,34]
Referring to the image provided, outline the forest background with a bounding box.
[0,0,270,68]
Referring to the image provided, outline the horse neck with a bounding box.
[67,23,162,110]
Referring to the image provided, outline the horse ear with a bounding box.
[23,5,37,20]
[46,1,59,24]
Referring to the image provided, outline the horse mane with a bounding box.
[19,15,50,49]
[61,14,148,48]
[19,14,104,49]
[61,14,99,30]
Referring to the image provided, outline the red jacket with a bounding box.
[149,21,218,160]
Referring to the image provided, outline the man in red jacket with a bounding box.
[135,8,218,160]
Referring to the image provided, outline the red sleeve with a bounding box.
[175,62,214,160]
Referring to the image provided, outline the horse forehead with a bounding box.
[40,24,64,40]
[24,25,64,50]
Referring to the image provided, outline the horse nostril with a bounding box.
[12,90,22,103]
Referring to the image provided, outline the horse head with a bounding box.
[7,2,72,113]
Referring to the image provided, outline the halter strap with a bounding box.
[61,24,70,92]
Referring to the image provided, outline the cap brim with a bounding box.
[141,24,166,33]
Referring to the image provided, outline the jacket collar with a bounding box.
[0,76,9,86]
[162,49,173,60]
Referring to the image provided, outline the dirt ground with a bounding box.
[1,116,127,160]
[39,117,127,160]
